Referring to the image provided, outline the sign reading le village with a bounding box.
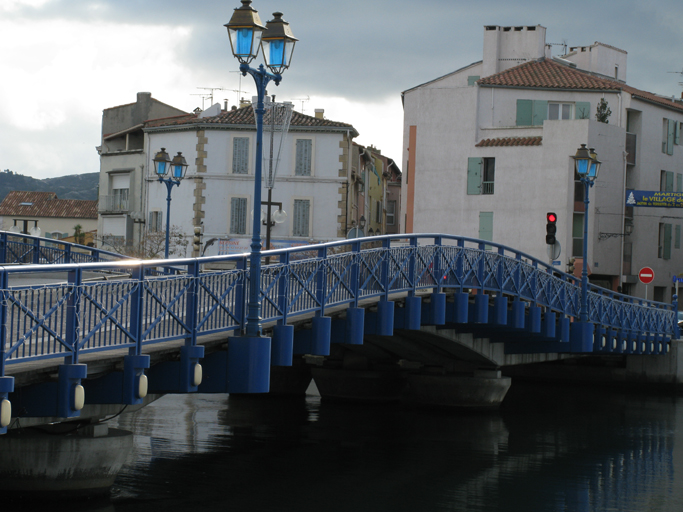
[626,191,683,208]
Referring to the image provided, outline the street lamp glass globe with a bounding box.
[272,208,287,224]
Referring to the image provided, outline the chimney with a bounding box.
[315,109,324,119]
[224,100,228,111]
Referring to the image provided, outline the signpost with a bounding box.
[639,266,654,300]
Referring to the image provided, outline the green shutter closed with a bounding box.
[677,173,682,192]
[666,171,675,192]
[668,119,676,155]
[575,102,591,120]
[675,121,681,145]
[467,157,482,195]
[533,100,547,126]
[467,76,480,86]
[676,225,681,250]
[479,212,493,242]
[516,100,533,126]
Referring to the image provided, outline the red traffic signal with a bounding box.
[546,212,557,245]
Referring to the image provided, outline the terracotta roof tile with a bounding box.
[0,191,97,219]
[478,59,618,90]
[146,105,358,134]
[475,136,542,147]
[477,58,683,114]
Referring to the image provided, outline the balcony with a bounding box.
[99,194,130,213]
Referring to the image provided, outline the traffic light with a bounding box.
[546,212,557,245]
[193,226,202,254]
[567,257,576,274]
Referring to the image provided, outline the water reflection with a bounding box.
[100,383,683,511]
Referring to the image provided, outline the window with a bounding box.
[659,222,672,259]
[662,119,675,155]
[295,139,312,176]
[148,211,163,232]
[292,199,310,237]
[661,170,674,191]
[467,75,480,86]
[467,157,495,195]
[230,197,247,234]
[232,137,249,174]
[572,213,584,257]
[676,225,681,250]
[386,200,396,226]
[516,100,590,126]
[376,200,382,224]
[110,173,130,212]
[548,102,572,120]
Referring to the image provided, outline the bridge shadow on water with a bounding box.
[9,380,679,512]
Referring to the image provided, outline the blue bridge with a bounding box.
[0,231,678,434]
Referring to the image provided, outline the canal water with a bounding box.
[60,383,683,511]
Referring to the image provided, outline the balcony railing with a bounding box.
[99,194,130,213]
[482,181,494,195]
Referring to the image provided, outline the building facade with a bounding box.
[97,92,188,249]
[143,101,359,257]
[402,25,683,302]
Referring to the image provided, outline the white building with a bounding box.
[402,25,683,302]
[143,101,359,257]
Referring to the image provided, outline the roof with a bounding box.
[478,58,683,114]
[0,191,98,219]
[475,136,542,147]
[145,104,359,136]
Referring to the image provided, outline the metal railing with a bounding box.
[0,233,677,375]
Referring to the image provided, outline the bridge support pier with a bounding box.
[0,423,132,497]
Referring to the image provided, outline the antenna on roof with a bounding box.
[192,87,236,109]
[667,69,683,93]
[547,39,568,56]
[290,95,310,114]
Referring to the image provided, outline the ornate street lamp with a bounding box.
[572,144,601,323]
[225,0,297,338]
[153,148,189,260]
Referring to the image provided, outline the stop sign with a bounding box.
[638,267,655,284]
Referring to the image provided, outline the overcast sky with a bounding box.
[2,0,683,179]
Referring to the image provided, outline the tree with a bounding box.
[73,224,85,245]
[595,98,612,124]
[98,225,189,259]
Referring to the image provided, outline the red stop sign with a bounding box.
[638,267,655,284]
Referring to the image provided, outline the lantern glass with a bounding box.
[154,148,172,177]
[261,12,297,74]
[229,26,263,63]
[171,152,189,180]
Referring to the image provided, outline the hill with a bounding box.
[0,171,99,203]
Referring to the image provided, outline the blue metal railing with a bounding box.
[0,231,131,265]
[0,234,677,376]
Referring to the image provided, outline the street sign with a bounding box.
[638,267,655,284]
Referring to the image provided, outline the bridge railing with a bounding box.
[0,234,678,375]
[0,231,131,265]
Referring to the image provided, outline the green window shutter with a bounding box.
[516,100,533,126]
[676,225,681,249]
[232,138,249,174]
[668,119,676,155]
[532,100,547,126]
[667,171,675,191]
[678,173,683,192]
[295,139,312,176]
[230,197,247,234]
[675,121,681,145]
[467,157,482,195]
[664,223,673,260]
[575,102,591,120]
[293,199,310,237]
[479,212,493,241]
[467,76,480,86]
